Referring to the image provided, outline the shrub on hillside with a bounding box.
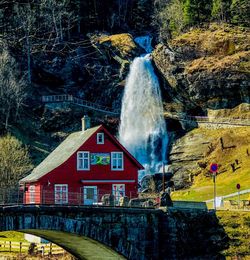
[0,135,32,190]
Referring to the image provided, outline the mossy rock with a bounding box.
[171,23,250,57]
[98,33,137,58]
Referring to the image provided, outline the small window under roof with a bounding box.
[97,133,104,144]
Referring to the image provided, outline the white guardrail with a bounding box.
[205,189,250,202]
[42,95,120,115]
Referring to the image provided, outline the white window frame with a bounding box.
[77,151,90,170]
[29,185,35,204]
[97,133,104,144]
[111,152,124,171]
[112,184,125,205]
[54,184,68,204]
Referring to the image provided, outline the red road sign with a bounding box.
[210,163,218,173]
[236,183,241,190]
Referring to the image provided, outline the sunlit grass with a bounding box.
[0,231,26,242]
[172,126,250,201]
[217,211,250,257]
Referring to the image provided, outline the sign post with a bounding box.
[236,183,241,209]
[210,163,218,211]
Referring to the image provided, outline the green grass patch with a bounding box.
[0,231,26,242]
[217,211,250,257]
[172,126,250,202]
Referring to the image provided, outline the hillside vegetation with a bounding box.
[172,23,250,74]
[218,211,250,257]
[172,125,250,201]
[162,22,250,202]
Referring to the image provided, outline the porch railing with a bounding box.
[0,189,157,208]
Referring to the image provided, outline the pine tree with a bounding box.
[230,0,250,26]
[183,0,212,26]
[212,0,232,22]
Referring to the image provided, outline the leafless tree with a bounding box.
[0,47,26,129]
[14,3,36,84]
[1,1,77,82]
[153,0,184,40]
[39,0,76,46]
[0,134,32,200]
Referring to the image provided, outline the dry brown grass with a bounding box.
[207,103,250,119]
[172,126,250,201]
[185,50,250,74]
[171,23,250,74]
[172,23,250,56]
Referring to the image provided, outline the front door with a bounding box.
[112,184,125,205]
[83,186,97,205]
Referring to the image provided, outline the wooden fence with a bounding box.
[0,240,65,256]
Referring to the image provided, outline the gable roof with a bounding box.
[20,125,143,183]
[101,126,144,170]
[20,125,101,183]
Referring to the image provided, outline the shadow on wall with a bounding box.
[159,209,229,259]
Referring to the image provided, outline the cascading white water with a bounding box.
[119,53,168,179]
[134,36,153,53]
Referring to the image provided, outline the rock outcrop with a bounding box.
[32,33,142,113]
[152,24,250,113]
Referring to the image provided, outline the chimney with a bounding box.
[82,115,91,131]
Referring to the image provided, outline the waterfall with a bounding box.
[119,53,168,179]
[134,36,153,54]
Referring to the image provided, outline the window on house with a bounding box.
[54,184,68,204]
[77,152,90,170]
[97,133,104,144]
[29,185,35,204]
[111,152,124,170]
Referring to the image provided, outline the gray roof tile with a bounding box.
[20,125,101,183]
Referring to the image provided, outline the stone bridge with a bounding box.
[0,205,228,259]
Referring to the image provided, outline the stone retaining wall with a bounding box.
[0,205,229,259]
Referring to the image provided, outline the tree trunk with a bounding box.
[52,8,59,44]
[26,33,31,84]
[5,106,10,129]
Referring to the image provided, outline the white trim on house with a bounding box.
[83,186,98,205]
[112,184,125,205]
[97,132,104,144]
[81,180,135,183]
[54,184,68,204]
[111,152,124,171]
[77,151,90,170]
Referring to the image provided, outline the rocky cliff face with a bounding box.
[152,24,250,113]
[32,33,142,112]
[151,24,250,192]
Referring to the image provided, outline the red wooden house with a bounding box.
[20,116,143,205]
